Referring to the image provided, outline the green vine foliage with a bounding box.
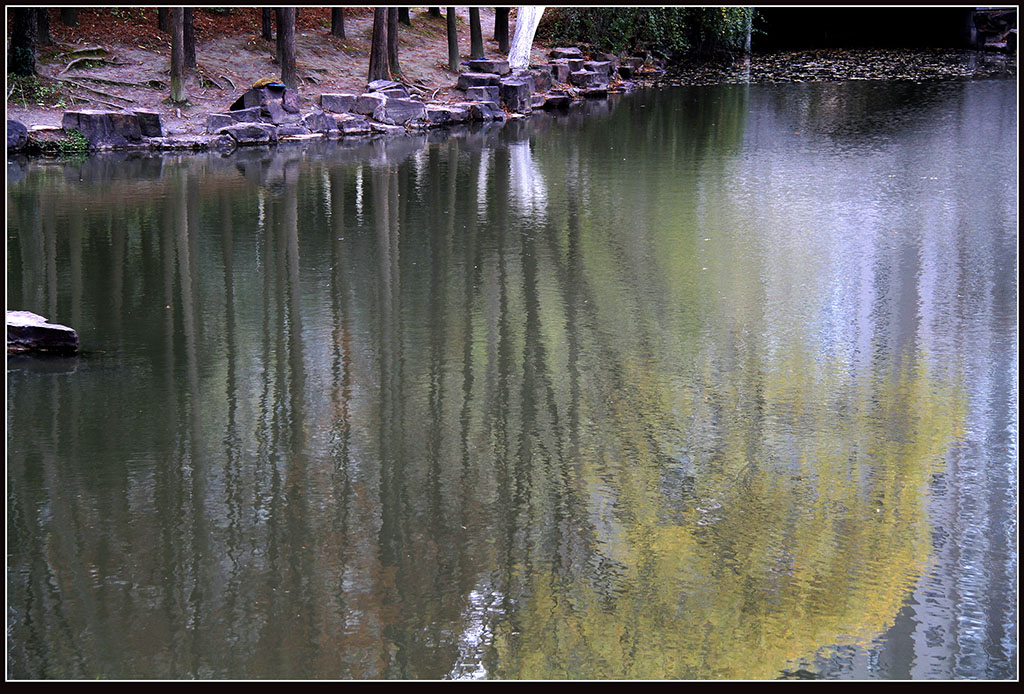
[538,7,754,58]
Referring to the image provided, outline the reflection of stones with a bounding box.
[7,311,79,355]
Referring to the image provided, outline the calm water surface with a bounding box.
[7,79,1017,679]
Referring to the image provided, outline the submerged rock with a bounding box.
[7,311,79,354]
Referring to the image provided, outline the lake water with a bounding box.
[7,78,1017,680]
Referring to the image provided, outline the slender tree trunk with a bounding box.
[495,8,510,53]
[170,8,187,102]
[183,8,196,68]
[261,8,273,41]
[388,7,402,79]
[276,7,297,89]
[428,8,442,18]
[9,9,37,76]
[446,8,459,72]
[61,7,79,28]
[331,8,345,38]
[158,8,170,32]
[36,9,52,47]
[469,8,484,59]
[368,8,390,82]
[399,8,410,25]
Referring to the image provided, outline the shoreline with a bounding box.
[8,47,1015,160]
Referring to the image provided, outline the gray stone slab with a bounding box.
[320,93,358,113]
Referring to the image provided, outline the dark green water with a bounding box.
[7,79,1017,680]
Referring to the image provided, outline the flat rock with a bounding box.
[549,47,584,59]
[7,311,79,354]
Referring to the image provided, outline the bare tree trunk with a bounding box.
[469,8,483,59]
[495,8,510,53]
[388,7,402,79]
[261,8,273,41]
[183,8,196,68]
[276,7,297,89]
[36,9,52,47]
[446,8,459,72]
[158,8,170,32]
[399,8,411,25]
[509,6,544,70]
[368,8,390,82]
[170,8,187,103]
[61,7,79,27]
[330,8,345,38]
[428,8,442,18]
[8,8,37,76]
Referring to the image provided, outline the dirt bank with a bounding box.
[7,7,549,136]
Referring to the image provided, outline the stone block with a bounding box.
[584,60,614,77]
[302,110,337,134]
[206,113,235,134]
[466,58,510,75]
[618,65,634,79]
[333,114,372,136]
[133,109,163,137]
[567,59,585,72]
[549,47,584,59]
[277,124,311,137]
[379,98,427,125]
[465,86,500,103]
[519,68,553,92]
[458,72,501,90]
[62,110,143,148]
[354,93,388,116]
[499,78,533,112]
[550,61,572,83]
[424,105,454,126]
[320,93,358,113]
[542,94,572,110]
[217,123,278,145]
[569,70,608,88]
[583,87,608,99]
